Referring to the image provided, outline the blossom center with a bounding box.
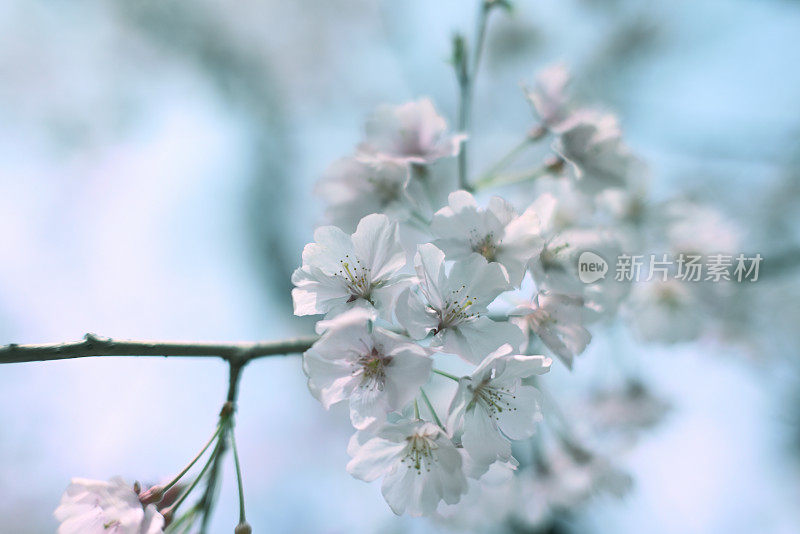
[527,309,555,330]
[400,431,440,474]
[397,131,427,157]
[435,285,478,331]
[334,255,373,302]
[539,242,570,272]
[470,379,517,420]
[103,519,122,530]
[355,347,392,391]
[471,233,499,262]
[368,176,402,207]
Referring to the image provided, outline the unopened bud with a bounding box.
[235,521,252,534]
[138,485,165,505]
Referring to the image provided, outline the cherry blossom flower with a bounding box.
[54,477,164,534]
[395,244,524,363]
[358,98,465,165]
[292,213,410,318]
[447,344,551,474]
[529,230,592,295]
[303,307,432,429]
[510,293,592,369]
[435,460,518,530]
[627,278,704,343]
[533,177,596,234]
[430,190,545,286]
[525,63,571,131]
[346,419,468,516]
[581,381,671,439]
[529,228,630,318]
[516,445,632,529]
[314,157,418,232]
[553,110,640,194]
[663,200,740,257]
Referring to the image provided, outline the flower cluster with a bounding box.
[292,66,655,518]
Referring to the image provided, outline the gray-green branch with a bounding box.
[0,333,318,365]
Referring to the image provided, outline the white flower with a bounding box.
[510,293,591,369]
[582,382,670,438]
[516,445,631,529]
[525,63,571,130]
[346,419,468,516]
[435,460,518,530]
[314,157,418,232]
[303,307,432,429]
[447,344,551,474]
[627,278,704,343]
[396,244,524,363]
[532,178,594,234]
[358,98,465,165]
[292,214,410,318]
[529,230,589,295]
[529,228,630,319]
[553,110,640,194]
[663,200,740,257]
[54,477,164,534]
[430,190,545,286]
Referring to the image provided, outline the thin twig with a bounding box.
[230,423,247,525]
[455,1,497,192]
[0,333,317,365]
[198,361,245,533]
[419,388,444,429]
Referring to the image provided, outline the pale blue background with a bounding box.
[1,0,799,532]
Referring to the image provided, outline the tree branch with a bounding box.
[0,333,318,365]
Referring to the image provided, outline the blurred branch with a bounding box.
[0,333,317,365]
[114,1,298,314]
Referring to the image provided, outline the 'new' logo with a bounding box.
[577,251,608,283]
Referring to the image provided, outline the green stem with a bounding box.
[455,1,496,192]
[162,424,223,494]
[414,399,421,420]
[474,137,535,186]
[432,368,460,382]
[473,165,550,191]
[419,388,443,429]
[229,422,247,524]
[167,436,223,516]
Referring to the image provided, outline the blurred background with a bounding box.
[1,0,800,532]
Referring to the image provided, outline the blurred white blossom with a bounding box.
[525,63,572,131]
[554,110,640,194]
[510,292,591,369]
[358,98,465,165]
[315,158,417,231]
[54,478,164,534]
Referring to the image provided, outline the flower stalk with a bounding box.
[453,0,505,192]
